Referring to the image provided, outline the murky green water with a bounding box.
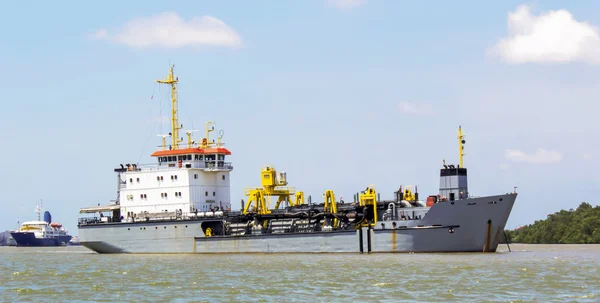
[1,244,598,303]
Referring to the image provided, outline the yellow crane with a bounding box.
[323,190,339,228]
[359,186,378,226]
[242,166,304,215]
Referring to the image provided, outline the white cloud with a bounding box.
[505,148,562,164]
[490,5,600,64]
[397,102,433,116]
[93,12,242,49]
[327,0,367,10]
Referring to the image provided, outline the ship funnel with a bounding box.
[44,211,52,224]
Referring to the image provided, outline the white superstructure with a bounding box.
[104,65,233,222]
[118,148,233,219]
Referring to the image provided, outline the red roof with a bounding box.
[150,147,231,157]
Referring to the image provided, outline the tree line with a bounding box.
[504,202,600,244]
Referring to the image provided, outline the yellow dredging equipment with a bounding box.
[242,166,304,215]
[359,186,378,226]
[324,190,339,228]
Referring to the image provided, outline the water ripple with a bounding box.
[0,244,599,302]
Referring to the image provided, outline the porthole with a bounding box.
[213,191,216,196]
[499,198,503,201]
[205,191,208,196]
[185,225,188,228]
[160,176,164,181]
[129,178,133,183]
[451,201,455,205]
[136,178,140,182]
[194,174,198,179]
[175,175,178,180]
[164,226,166,229]
[128,228,130,230]
[175,226,177,229]
[222,175,225,180]
[155,227,158,229]
[157,176,160,181]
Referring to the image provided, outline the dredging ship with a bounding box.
[77,65,517,254]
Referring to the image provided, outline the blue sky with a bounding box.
[1,0,599,235]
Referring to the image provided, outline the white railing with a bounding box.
[127,161,233,172]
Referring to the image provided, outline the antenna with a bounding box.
[203,121,215,148]
[36,199,43,221]
[185,129,199,148]
[217,129,225,147]
[458,126,466,168]
[156,65,183,150]
[157,134,170,150]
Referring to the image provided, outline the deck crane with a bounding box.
[323,190,339,228]
[359,186,378,227]
[243,166,304,215]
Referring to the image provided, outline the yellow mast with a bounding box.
[458,126,465,168]
[156,65,182,150]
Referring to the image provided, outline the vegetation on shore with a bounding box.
[504,202,600,244]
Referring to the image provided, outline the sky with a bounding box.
[1,0,599,235]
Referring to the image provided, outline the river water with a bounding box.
[1,244,598,303]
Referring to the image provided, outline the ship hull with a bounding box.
[10,232,72,247]
[78,193,516,254]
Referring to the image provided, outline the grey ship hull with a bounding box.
[78,194,516,253]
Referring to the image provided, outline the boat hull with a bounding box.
[10,232,72,247]
[78,193,516,253]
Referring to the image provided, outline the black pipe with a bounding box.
[367,224,372,253]
[358,228,364,254]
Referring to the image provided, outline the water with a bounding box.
[0,244,598,303]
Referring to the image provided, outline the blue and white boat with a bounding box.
[10,203,72,247]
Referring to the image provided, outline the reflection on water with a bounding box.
[1,244,599,303]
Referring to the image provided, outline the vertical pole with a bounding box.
[503,231,512,252]
[358,228,364,254]
[367,224,372,253]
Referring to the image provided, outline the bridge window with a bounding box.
[222,175,225,180]
[194,155,199,160]
[205,191,208,196]
[213,191,216,196]
[187,155,192,160]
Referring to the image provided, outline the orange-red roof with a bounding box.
[150,147,232,157]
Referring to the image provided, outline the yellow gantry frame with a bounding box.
[243,189,270,215]
[156,65,183,150]
[458,126,465,168]
[324,190,339,228]
[243,166,304,215]
[359,186,378,226]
